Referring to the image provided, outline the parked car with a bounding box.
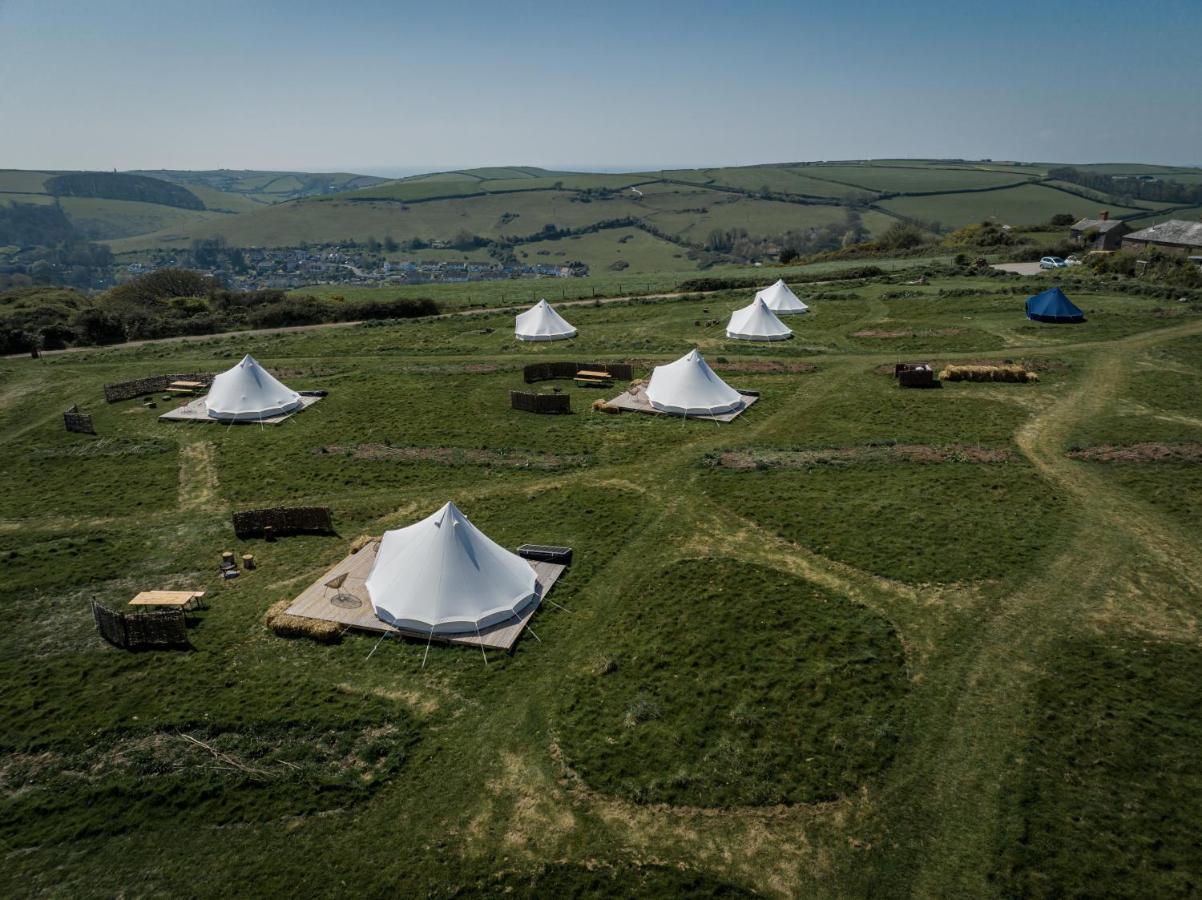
[1065,254,1083,267]
[1040,256,1067,269]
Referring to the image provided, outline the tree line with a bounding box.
[0,268,438,354]
[1049,167,1202,207]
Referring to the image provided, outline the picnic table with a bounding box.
[574,369,613,387]
[128,590,206,612]
[168,380,205,395]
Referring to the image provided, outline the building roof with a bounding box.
[1123,219,1202,248]
[1071,218,1127,233]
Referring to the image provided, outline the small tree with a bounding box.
[878,222,929,251]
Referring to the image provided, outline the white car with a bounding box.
[1065,254,1083,267]
[1040,256,1067,269]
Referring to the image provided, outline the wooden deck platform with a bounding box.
[605,383,758,422]
[158,394,323,425]
[282,540,565,651]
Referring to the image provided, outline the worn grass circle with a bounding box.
[556,558,908,807]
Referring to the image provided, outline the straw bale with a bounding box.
[265,599,341,643]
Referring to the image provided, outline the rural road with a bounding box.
[991,262,1044,276]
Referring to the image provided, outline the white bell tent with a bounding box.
[726,297,793,341]
[645,349,744,416]
[365,502,538,635]
[754,279,809,315]
[204,354,303,422]
[515,299,577,341]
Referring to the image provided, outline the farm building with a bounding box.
[1121,219,1202,256]
[365,502,537,634]
[515,299,577,341]
[1069,211,1131,251]
[205,354,302,421]
[645,349,744,415]
[1025,287,1084,323]
[726,297,793,341]
[754,279,809,314]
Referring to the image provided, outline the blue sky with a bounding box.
[1,0,1199,172]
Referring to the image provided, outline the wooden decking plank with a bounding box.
[282,541,564,650]
[158,394,323,424]
[605,384,758,422]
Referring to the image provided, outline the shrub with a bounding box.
[878,221,931,251]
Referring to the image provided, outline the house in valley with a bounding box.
[1069,211,1131,251]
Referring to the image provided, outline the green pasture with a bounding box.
[1,265,1201,897]
[107,186,892,254]
[801,164,1034,194]
[879,182,1145,228]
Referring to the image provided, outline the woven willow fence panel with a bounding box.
[91,601,188,649]
[522,362,633,383]
[232,506,335,539]
[63,405,96,434]
[103,373,215,402]
[510,390,571,414]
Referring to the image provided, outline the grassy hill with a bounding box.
[4,160,1202,275]
[0,168,391,243]
[127,169,389,205]
[102,160,1202,274]
[2,261,1201,895]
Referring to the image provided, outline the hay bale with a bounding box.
[938,364,1034,384]
[349,534,380,554]
[265,598,341,643]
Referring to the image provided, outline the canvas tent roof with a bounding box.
[1025,287,1084,323]
[645,349,744,415]
[726,297,793,341]
[365,502,538,635]
[205,354,303,421]
[754,279,809,315]
[515,299,577,341]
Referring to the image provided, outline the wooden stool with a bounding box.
[242,554,255,570]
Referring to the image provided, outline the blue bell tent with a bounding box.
[1025,287,1084,323]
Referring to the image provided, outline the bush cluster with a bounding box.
[0,268,439,352]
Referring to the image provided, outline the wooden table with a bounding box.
[128,590,206,611]
[575,369,613,387]
[169,381,205,395]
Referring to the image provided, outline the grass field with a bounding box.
[106,186,895,255]
[879,182,1146,228]
[2,262,1201,896]
[7,160,1202,259]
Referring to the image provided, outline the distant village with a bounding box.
[126,246,588,291]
